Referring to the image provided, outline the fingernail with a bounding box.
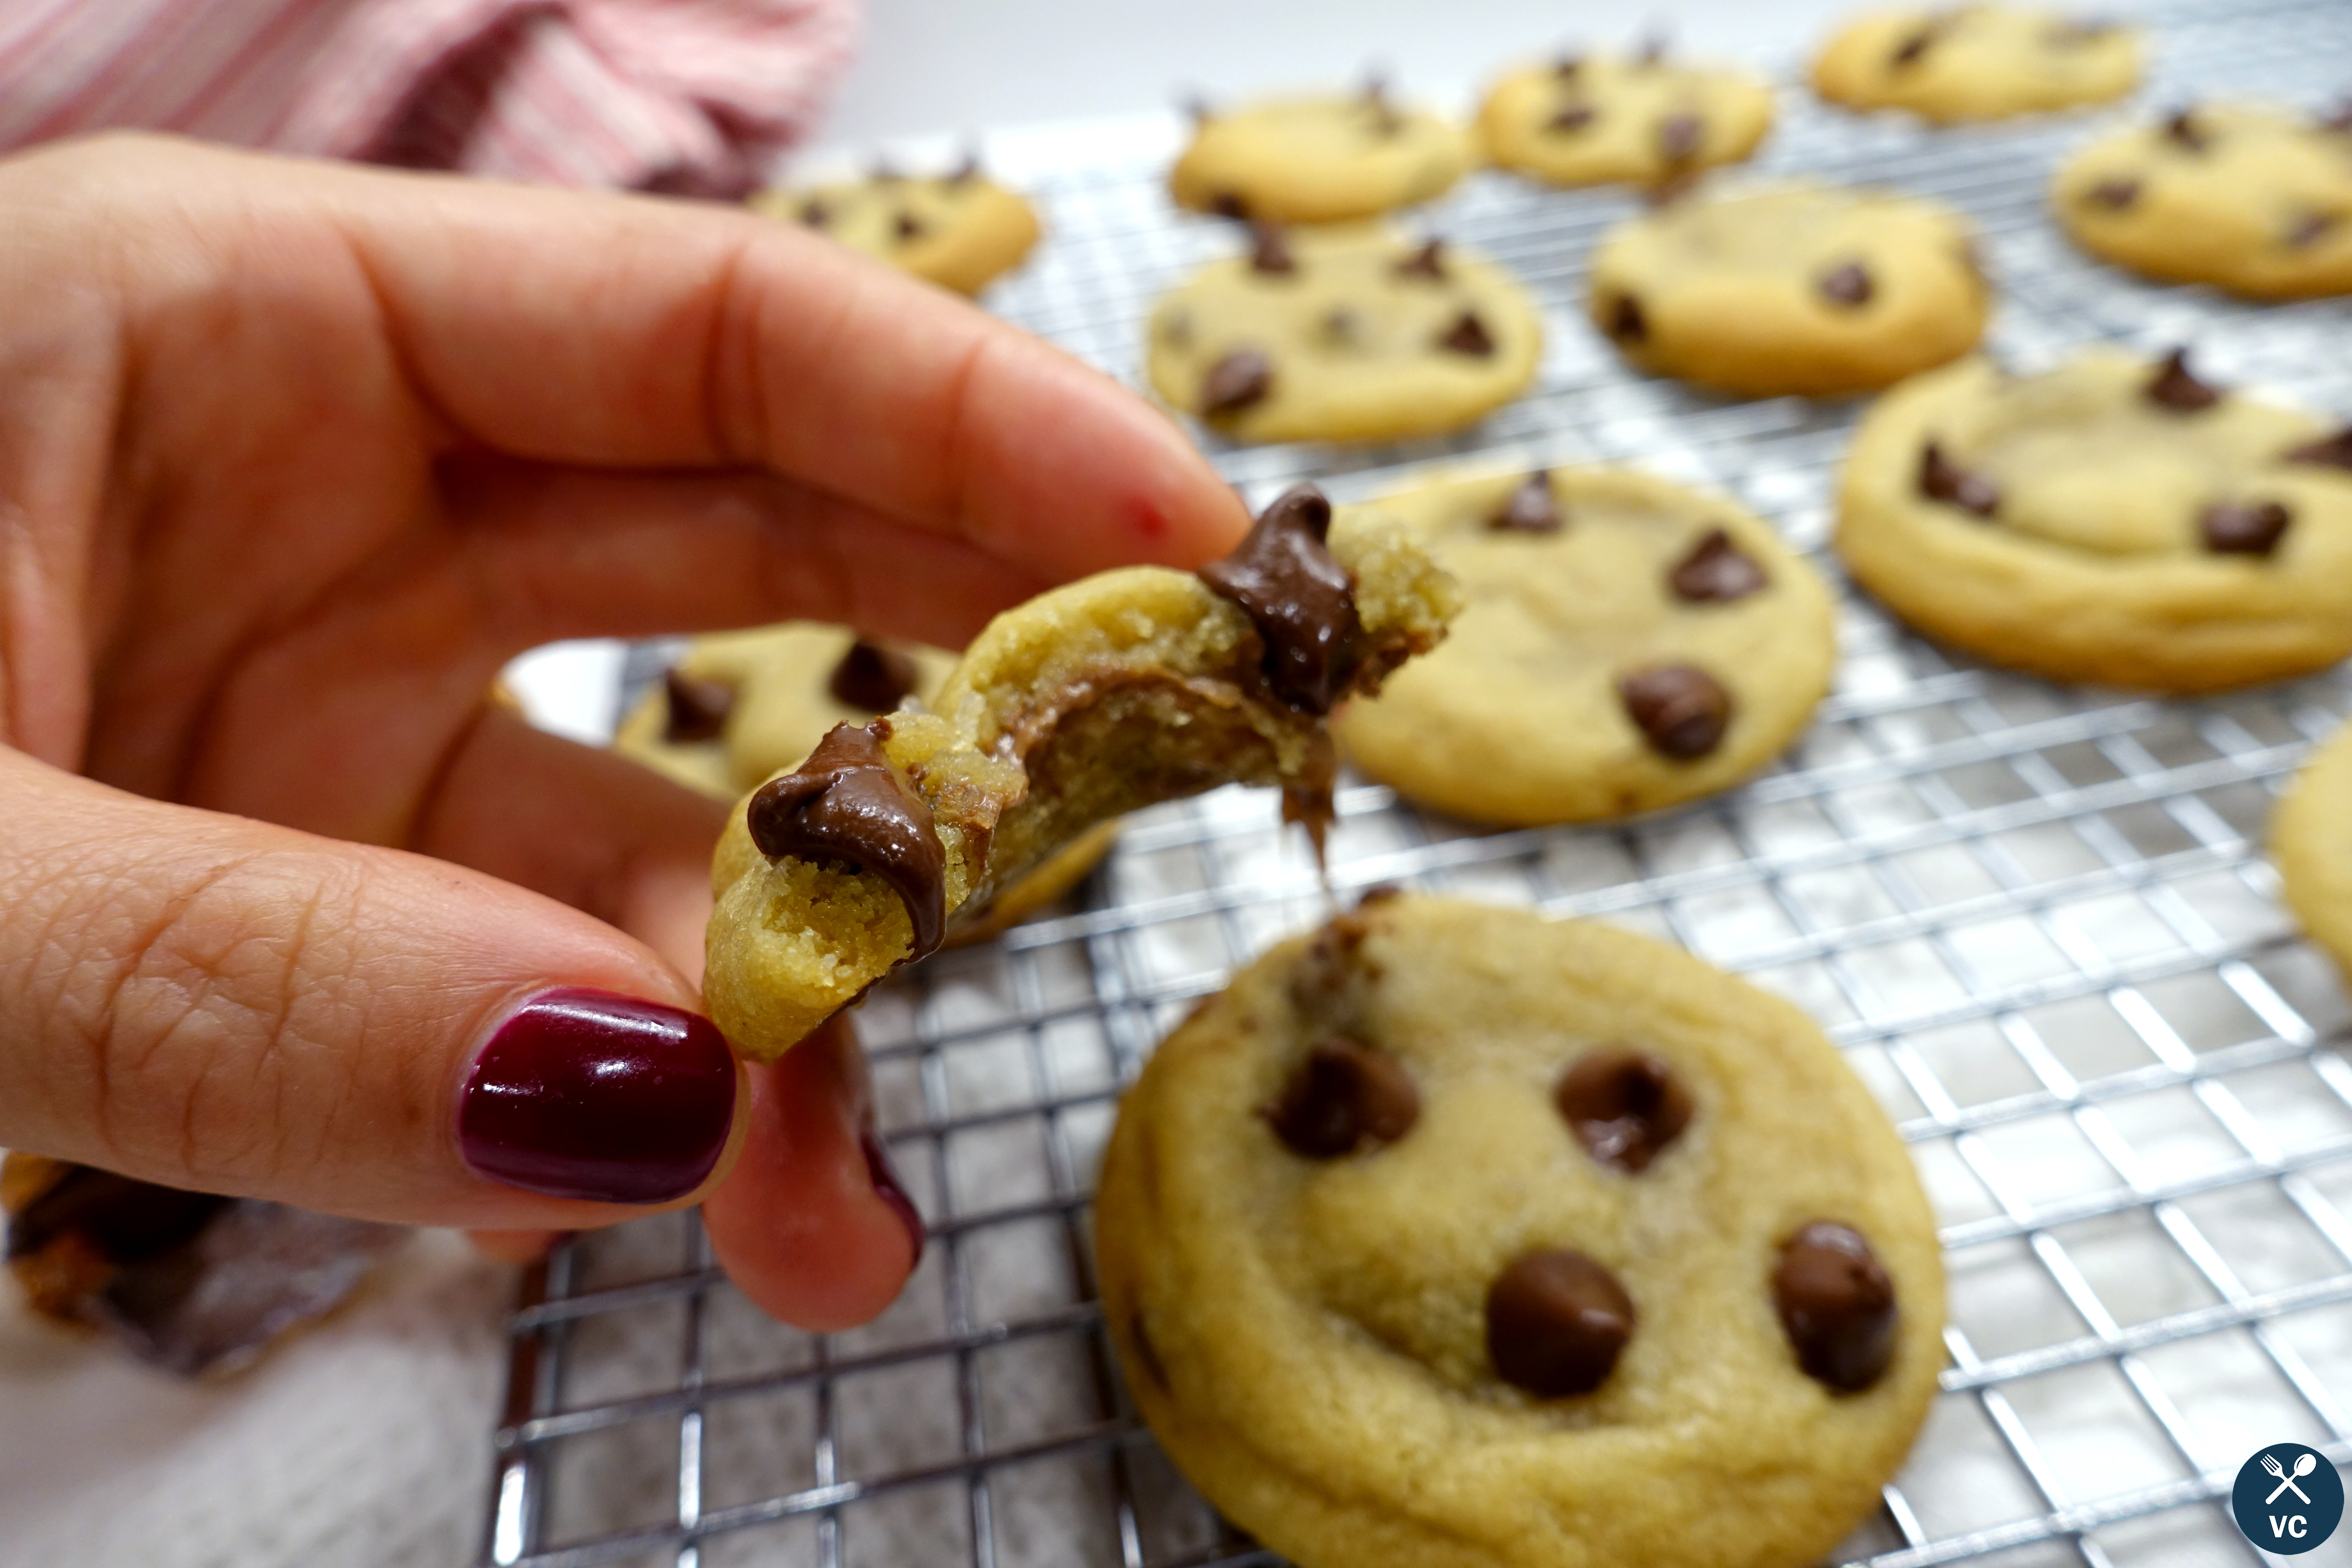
[460,988,736,1204]
[861,1130,926,1264]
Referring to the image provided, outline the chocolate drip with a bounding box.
[1919,441,2000,517]
[1486,1249,1635,1397]
[1555,1050,1693,1172]
[1198,486,1364,714]
[663,668,736,743]
[1774,1221,1899,1392]
[828,639,922,713]
[1668,528,1768,602]
[747,722,947,958]
[1491,473,1565,534]
[2144,347,2221,411]
[1265,1038,1421,1157]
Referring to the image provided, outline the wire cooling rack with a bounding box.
[481,2,2352,1563]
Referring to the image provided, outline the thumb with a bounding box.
[0,745,741,1231]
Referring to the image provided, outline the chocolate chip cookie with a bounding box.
[702,489,1462,1060]
[1171,85,1471,224]
[2052,102,2352,300]
[1478,44,1774,190]
[1813,6,2142,123]
[2274,718,2352,985]
[1331,466,1836,825]
[1589,183,1989,397]
[1095,893,1944,1568]
[1148,226,1543,444]
[750,157,1042,295]
[1836,348,2352,691]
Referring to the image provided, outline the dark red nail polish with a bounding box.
[459,989,736,1204]
[861,1130,926,1263]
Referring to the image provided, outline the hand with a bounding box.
[0,133,1246,1329]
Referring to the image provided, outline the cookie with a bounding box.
[614,624,1111,942]
[1588,183,1989,397]
[1331,466,1835,825]
[2052,102,2352,300]
[1095,894,1944,1568]
[1836,348,2352,691]
[2274,718,2352,983]
[702,488,1462,1060]
[750,157,1042,295]
[1171,85,1471,224]
[1477,44,1774,190]
[1812,7,2142,123]
[1147,226,1544,444]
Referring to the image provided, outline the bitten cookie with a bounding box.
[751,158,1042,295]
[1096,894,1944,1568]
[614,624,1112,943]
[1171,86,1470,223]
[1478,44,1774,190]
[1148,226,1543,444]
[1836,348,2352,691]
[1332,466,1836,825]
[2052,102,2352,300]
[1588,184,1988,397]
[1812,7,2142,123]
[2274,719,2352,983]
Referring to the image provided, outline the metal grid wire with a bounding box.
[481,3,2352,1563]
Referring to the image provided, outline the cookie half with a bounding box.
[1478,48,1773,189]
[1171,88,1470,224]
[751,161,1042,295]
[1813,6,2141,123]
[2274,719,2352,983]
[1332,466,1836,824]
[1836,349,2352,691]
[2052,102,2352,300]
[1096,894,1944,1568]
[1148,226,1543,444]
[1588,183,1988,397]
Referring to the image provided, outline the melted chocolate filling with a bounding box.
[1197,486,1364,715]
[747,722,947,958]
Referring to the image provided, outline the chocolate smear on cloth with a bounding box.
[1201,349,1274,417]
[1619,663,1732,759]
[1774,1220,1898,1391]
[1818,261,1874,308]
[828,638,922,712]
[1655,112,1703,166]
[1436,309,1496,357]
[2144,347,2221,411]
[2083,176,2141,211]
[1555,1049,1692,1172]
[748,720,948,958]
[2287,426,2352,470]
[1248,222,1298,276]
[662,668,735,742]
[1485,1249,1635,1397]
[1265,1038,1420,1157]
[1491,473,1565,534]
[4,1155,401,1377]
[1668,527,1768,602]
[1199,486,1364,715]
[2200,499,2293,556]
[1394,238,1447,280]
[1919,441,2001,517]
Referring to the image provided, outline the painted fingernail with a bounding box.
[861,1130,926,1264]
[459,989,736,1204]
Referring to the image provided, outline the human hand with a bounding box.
[0,133,1246,1329]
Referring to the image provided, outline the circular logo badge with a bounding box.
[2232,1442,2343,1554]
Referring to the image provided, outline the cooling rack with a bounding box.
[480,2,2352,1562]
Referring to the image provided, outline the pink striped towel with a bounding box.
[0,0,861,195]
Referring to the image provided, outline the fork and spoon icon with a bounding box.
[2266,1450,2319,1504]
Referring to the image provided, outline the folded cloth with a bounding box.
[0,0,860,195]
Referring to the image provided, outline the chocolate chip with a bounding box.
[2084,176,2141,211]
[2163,107,2208,152]
[1669,528,1768,602]
[1210,190,1250,220]
[1197,485,1364,714]
[1619,664,1732,759]
[2287,426,2352,470]
[827,639,922,713]
[1394,238,1447,279]
[1265,1038,1420,1157]
[1485,1250,1635,1397]
[892,211,926,243]
[797,198,830,228]
[1635,28,1669,66]
[1890,24,1938,66]
[2200,499,2292,555]
[1646,171,1701,207]
[1320,306,1360,344]
[1159,308,1192,348]
[1919,441,2000,517]
[1549,103,1597,133]
[1362,78,1405,136]
[1553,54,1584,79]
[747,721,947,959]
[2287,211,2340,249]
[1437,310,1496,357]
[1183,95,1214,126]
[2319,101,2352,135]
[1774,1222,1898,1392]
[1818,261,1873,307]
[1605,293,1648,341]
[1200,349,1274,418]
[1249,223,1297,276]
[2144,346,2221,411]
[1491,473,1564,534]
[1657,112,1703,165]
[663,668,735,742]
[946,151,981,187]
[1555,1050,1693,1173]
